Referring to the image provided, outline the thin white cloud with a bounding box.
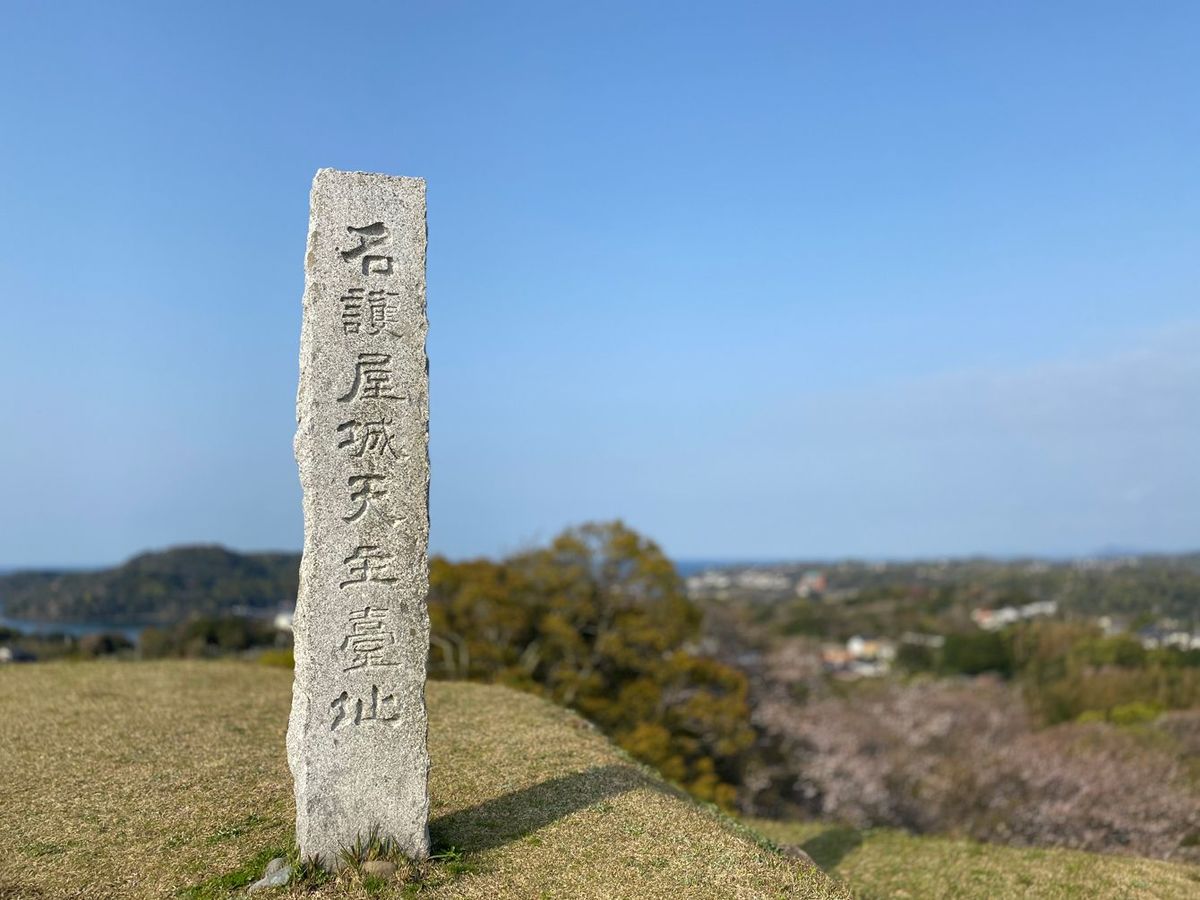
[710,321,1200,556]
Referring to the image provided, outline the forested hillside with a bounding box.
[0,546,299,624]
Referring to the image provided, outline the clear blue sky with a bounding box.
[1,1,1197,566]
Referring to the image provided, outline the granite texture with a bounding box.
[288,169,430,866]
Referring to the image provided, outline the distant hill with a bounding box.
[687,553,1200,623]
[0,546,299,625]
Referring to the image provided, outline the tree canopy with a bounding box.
[429,521,753,805]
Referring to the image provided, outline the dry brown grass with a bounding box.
[0,661,846,899]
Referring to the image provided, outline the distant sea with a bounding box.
[0,567,143,642]
[0,612,144,643]
[672,559,791,577]
[0,563,146,641]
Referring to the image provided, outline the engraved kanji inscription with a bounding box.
[338,222,393,275]
[336,419,400,458]
[330,685,402,730]
[337,352,402,402]
[293,170,430,865]
[340,545,398,588]
[338,605,399,671]
[341,288,401,336]
[344,473,394,524]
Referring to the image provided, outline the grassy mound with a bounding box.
[0,662,845,899]
[753,820,1200,900]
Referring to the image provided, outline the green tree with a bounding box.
[428,557,533,680]
[941,631,1012,676]
[427,521,754,806]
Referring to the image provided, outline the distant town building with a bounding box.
[971,600,1058,631]
[685,571,734,597]
[685,568,793,599]
[822,635,896,679]
[900,631,946,649]
[734,570,791,592]
[795,570,827,598]
[1138,627,1200,651]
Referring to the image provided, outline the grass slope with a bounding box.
[0,661,845,900]
[753,820,1200,900]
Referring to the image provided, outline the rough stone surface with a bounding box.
[287,169,430,867]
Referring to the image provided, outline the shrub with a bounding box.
[77,632,134,658]
[137,616,282,659]
[941,631,1012,677]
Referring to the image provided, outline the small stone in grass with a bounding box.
[247,858,291,892]
[361,859,397,880]
[264,858,288,877]
[780,844,818,867]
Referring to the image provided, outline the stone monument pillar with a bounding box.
[288,169,430,866]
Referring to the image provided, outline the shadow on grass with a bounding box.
[801,827,864,871]
[430,763,647,853]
